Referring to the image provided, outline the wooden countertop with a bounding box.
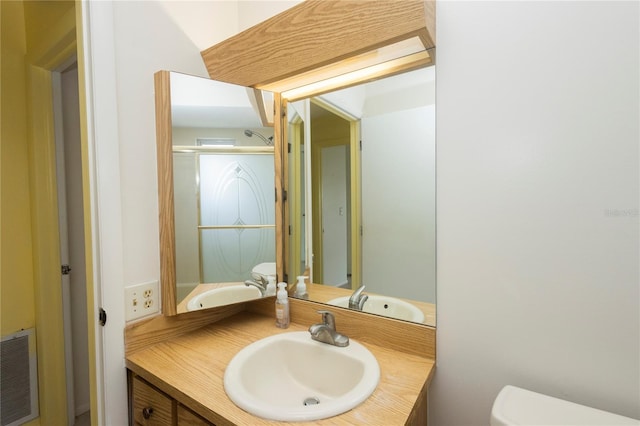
[126,311,435,425]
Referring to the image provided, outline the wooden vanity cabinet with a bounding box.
[131,374,213,426]
[177,405,212,426]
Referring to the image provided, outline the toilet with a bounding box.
[251,262,276,282]
[491,385,639,426]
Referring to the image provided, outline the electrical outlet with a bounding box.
[125,280,159,321]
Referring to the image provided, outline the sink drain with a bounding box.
[303,397,320,406]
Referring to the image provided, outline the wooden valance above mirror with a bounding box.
[200,0,436,89]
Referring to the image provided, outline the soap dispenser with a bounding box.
[294,275,309,300]
[265,275,276,297]
[275,282,290,328]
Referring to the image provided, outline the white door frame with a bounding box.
[78,2,128,424]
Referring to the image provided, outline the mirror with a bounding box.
[284,66,436,326]
[156,71,277,315]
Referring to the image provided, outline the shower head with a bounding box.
[244,129,273,146]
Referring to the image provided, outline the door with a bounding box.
[320,145,349,286]
[53,62,91,425]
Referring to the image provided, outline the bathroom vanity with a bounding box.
[125,297,435,425]
[126,1,437,424]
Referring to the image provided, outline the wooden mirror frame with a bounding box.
[155,71,178,315]
[155,70,281,316]
[159,0,435,316]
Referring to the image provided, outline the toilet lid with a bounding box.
[490,386,639,426]
[251,262,276,279]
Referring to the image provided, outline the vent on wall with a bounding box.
[1,329,39,426]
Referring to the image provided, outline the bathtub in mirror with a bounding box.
[155,71,276,316]
[283,66,436,325]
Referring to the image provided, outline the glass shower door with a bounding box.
[199,153,275,283]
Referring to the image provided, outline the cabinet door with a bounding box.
[132,376,175,425]
[177,405,214,426]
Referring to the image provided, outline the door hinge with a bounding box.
[99,308,107,326]
[61,264,72,275]
[288,143,292,154]
[360,140,362,151]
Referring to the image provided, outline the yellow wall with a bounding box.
[1,2,76,425]
[311,113,351,143]
[1,0,36,337]
[1,6,40,425]
[0,0,75,338]
[23,1,74,51]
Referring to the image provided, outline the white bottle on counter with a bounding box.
[265,275,276,296]
[275,282,290,328]
[294,275,309,300]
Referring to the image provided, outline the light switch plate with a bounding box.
[125,280,159,321]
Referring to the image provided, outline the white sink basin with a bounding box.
[224,331,380,421]
[186,286,261,311]
[327,295,425,323]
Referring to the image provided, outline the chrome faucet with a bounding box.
[348,285,368,310]
[244,280,266,296]
[309,310,349,347]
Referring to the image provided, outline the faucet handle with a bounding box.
[317,310,336,330]
[349,285,367,309]
[357,294,368,310]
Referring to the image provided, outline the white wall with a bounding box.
[361,106,436,303]
[321,67,437,302]
[432,1,639,424]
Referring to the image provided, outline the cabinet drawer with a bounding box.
[177,405,213,426]
[132,376,175,425]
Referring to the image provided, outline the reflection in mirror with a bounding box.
[285,66,436,325]
[286,100,309,280]
[165,72,276,314]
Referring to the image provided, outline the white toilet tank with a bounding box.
[491,385,640,426]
